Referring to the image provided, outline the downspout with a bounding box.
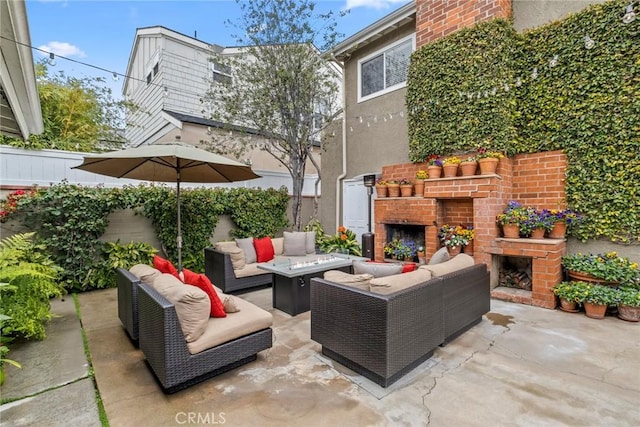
[333,56,347,229]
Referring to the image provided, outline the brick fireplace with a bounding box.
[374,151,567,309]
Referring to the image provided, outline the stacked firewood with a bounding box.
[499,267,532,291]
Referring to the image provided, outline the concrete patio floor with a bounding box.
[2,287,639,426]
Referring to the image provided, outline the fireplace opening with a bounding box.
[498,256,532,291]
[384,223,426,262]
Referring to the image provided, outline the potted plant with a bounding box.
[562,251,639,285]
[583,283,619,319]
[548,208,581,239]
[552,281,588,312]
[383,239,416,261]
[386,179,400,197]
[459,225,475,255]
[438,224,469,256]
[442,156,461,177]
[398,178,413,197]
[496,201,529,238]
[459,155,478,176]
[319,226,363,256]
[414,170,427,197]
[617,286,640,322]
[426,155,443,179]
[375,178,388,198]
[477,148,504,175]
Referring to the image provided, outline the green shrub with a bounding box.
[88,241,158,289]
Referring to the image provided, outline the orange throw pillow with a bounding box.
[253,237,275,263]
[153,255,180,279]
[183,272,226,318]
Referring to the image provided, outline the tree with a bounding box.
[0,62,134,152]
[202,0,343,230]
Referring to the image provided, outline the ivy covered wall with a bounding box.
[406,0,639,243]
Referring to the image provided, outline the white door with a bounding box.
[342,178,374,244]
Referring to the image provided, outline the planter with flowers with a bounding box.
[414,170,427,197]
[547,209,581,239]
[386,180,400,197]
[375,179,388,198]
[459,156,478,176]
[383,238,417,261]
[398,178,413,197]
[319,226,363,256]
[438,224,471,257]
[459,226,475,255]
[552,281,589,312]
[496,201,530,238]
[617,287,640,322]
[582,283,619,319]
[520,208,555,239]
[442,156,461,178]
[426,155,443,179]
[477,149,504,175]
[562,251,640,286]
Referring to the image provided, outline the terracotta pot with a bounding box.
[567,270,618,287]
[478,157,499,175]
[463,240,474,256]
[618,304,640,322]
[446,245,462,257]
[442,164,459,178]
[427,165,442,179]
[584,302,607,319]
[548,221,567,239]
[460,161,478,176]
[400,184,413,197]
[387,183,400,197]
[413,180,425,197]
[559,298,580,313]
[375,185,388,198]
[530,227,546,239]
[502,223,520,238]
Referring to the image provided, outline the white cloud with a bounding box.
[37,41,86,58]
[344,0,408,10]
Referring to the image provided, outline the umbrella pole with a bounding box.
[176,168,182,273]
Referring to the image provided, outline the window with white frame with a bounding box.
[210,62,232,85]
[358,34,414,102]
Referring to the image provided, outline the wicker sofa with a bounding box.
[310,261,490,387]
[117,267,273,393]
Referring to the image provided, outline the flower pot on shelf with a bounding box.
[548,221,567,239]
[584,302,607,319]
[387,183,400,197]
[413,180,425,197]
[427,165,442,179]
[446,245,462,257]
[530,227,546,239]
[400,184,413,197]
[618,304,640,322]
[559,298,580,313]
[501,223,520,238]
[442,164,459,178]
[460,161,478,176]
[375,185,388,198]
[463,240,474,256]
[478,158,499,175]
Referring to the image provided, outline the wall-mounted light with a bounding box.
[532,67,538,79]
[549,55,559,68]
[48,52,56,66]
[584,35,595,50]
[622,2,636,23]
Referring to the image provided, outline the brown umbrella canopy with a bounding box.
[73,141,260,271]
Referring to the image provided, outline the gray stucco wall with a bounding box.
[512,0,606,32]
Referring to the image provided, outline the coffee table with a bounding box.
[258,253,369,315]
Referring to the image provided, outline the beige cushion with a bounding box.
[353,261,403,278]
[215,241,239,252]
[369,268,432,295]
[129,264,161,284]
[223,296,240,313]
[323,270,373,290]
[227,247,246,270]
[187,297,273,354]
[151,274,210,342]
[233,263,271,278]
[305,231,316,254]
[283,231,307,256]
[235,237,257,264]
[428,247,451,265]
[272,237,284,255]
[421,253,475,277]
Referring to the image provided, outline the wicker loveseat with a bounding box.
[310,260,490,387]
[117,267,273,393]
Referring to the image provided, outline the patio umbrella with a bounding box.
[73,139,260,271]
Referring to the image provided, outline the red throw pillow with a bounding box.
[253,237,275,263]
[402,263,417,273]
[181,267,200,284]
[184,273,226,318]
[153,255,180,279]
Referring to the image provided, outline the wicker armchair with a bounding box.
[116,268,140,344]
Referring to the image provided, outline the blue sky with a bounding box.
[25,0,411,96]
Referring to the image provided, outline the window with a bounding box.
[211,62,232,85]
[153,63,159,76]
[358,34,414,102]
[146,72,152,84]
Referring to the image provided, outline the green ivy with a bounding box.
[224,187,290,238]
[406,0,639,243]
[87,241,158,289]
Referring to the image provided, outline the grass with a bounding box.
[72,293,109,427]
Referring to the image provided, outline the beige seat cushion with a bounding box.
[150,274,210,342]
[215,241,239,252]
[271,237,284,255]
[369,268,432,295]
[187,297,273,354]
[353,261,403,278]
[323,270,373,290]
[129,264,161,284]
[233,263,271,278]
[421,253,474,277]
